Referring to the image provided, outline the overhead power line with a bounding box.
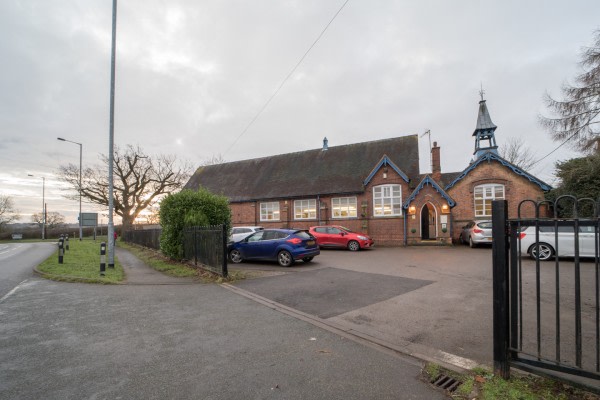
[223,0,350,156]
[529,130,581,168]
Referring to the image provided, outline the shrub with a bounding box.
[159,189,231,259]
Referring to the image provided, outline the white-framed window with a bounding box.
[294,199,317,220]
[373,184,402,217]
[332,197,357,218]
[260,202,280,221]
[474,184,505,217]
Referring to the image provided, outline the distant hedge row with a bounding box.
[0,226,118,241]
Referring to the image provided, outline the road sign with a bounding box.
[81,212,98,227]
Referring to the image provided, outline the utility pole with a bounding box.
[107,0,118,268]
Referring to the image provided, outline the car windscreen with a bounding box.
[293,231,312,239]
[477,222,492,229]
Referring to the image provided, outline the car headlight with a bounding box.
[357,235,368,240]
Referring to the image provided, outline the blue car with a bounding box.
[228,229,320,267]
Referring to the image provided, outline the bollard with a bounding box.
[100,242,106,276]
[58,237,64,264]
[65,235,70,251]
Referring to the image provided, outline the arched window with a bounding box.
[474,184,505,217]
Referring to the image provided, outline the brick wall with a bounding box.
[229,165,410,246]
[404,184,452,244]
[446,160,547,241]
[227,159,547,246]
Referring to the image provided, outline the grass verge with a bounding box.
[423,363,599,400]
[118,241,251,283]
[36,238,124,284]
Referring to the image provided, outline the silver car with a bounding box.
[519,225,598,261]
[459,220,493,248]
[229,226,264,243]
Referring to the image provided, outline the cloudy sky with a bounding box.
[1,1,598,224]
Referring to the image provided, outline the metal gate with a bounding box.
[492,197,600,393]
[183,225,228,277]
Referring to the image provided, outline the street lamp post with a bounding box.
[107,0,118,268]
[28,174,45,240]
[57,137,83,241]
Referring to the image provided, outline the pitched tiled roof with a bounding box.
[444,151,552,191]
[404,175,456,208]
[184,135,420,202]
[416,172,462,189]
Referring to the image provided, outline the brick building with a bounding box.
[184,97,551,246]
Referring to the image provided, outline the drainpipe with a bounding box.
[449,212,454,244]
[403,210,408,246]
[317,194,321,225]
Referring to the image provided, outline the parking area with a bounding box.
[231,245,600,368]
[232,245,497,365]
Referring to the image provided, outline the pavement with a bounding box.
[0,246,451,399]
[116,247,197,285]
[118,246,478,372]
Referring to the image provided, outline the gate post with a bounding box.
[222,224,228,278]
[492,200,510,378]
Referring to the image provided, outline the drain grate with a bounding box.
[430,374,462,393]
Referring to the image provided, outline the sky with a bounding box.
[1,1,598,224]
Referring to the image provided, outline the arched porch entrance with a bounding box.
[420,202,437,240]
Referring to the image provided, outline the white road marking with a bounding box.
[0,279,31,303]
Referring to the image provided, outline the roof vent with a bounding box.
[322,137,328,151]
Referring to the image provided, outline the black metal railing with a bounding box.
[183,225,228,277]
[122,228,162,250]
[492,198,600,393]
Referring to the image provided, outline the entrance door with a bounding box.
[421,205,430,240]
[421,203,437,240]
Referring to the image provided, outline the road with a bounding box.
[0,245,446,400]
[0,242,56,299]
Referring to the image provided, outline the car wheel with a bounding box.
[229,249,243,263]
[302,256,314,263]
[529,243,554,261]
[347,240,360,252]
[469,237,476,248]
[278,250,293,267]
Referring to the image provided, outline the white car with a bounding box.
[229,226,263,243]
[519,225,598,261]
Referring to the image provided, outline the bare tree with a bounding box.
[144,205,161,225]
[0,195,20,231]
[540,29,600,153]
[31,211,65,229]
[58,145,192,231]
[499,137,537,171]
[201,153,226,166]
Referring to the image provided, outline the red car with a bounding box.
[309,225,374,251]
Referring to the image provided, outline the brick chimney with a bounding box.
[431,141,441,182]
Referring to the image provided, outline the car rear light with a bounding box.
[519,232,526,240]
[473,228,483,234]
[286,238,302,244]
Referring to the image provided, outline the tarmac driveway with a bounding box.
[231,245,498,367]
[231,244,600,373]
[234,267,432,318]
